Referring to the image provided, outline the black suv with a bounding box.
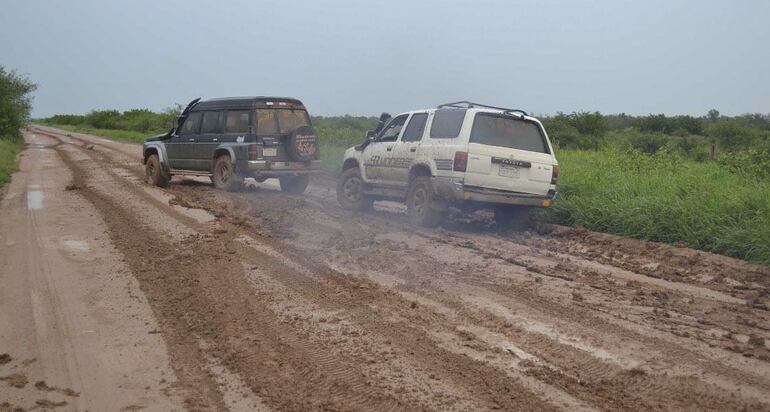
[143,96,321,193]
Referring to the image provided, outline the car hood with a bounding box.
[144,132,170,143]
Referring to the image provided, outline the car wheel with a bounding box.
[145,154,169,187]
[336,167,373,211]
[211,155,243,191]
[279,175,310,194]
[407,176,441,227]
[494,204,531,232]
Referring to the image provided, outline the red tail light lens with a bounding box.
[551,164,559,185]
[453,151,468,172]
[248,144,258,160]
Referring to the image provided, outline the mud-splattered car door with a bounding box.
[386,112,428,185]
[361,114,408,184]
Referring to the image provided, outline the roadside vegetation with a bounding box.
[41,107,770,264]
[0,66,36,188]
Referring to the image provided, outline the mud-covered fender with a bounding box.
[143,142,171,178]
[212,145,239,171]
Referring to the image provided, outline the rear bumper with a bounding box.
[247,159,322,175]
[432,177,556,207]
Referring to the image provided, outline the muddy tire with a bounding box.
[211,155,243,192]
[145,154,169,188]
[407,176,442,227]
[494,204,531,232]
[279,175,310,194]
[337,167,373,211]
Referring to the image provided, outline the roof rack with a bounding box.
[437,101,528,116]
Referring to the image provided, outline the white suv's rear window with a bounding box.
[470,113,549,154]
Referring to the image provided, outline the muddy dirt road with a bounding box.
[2,126,770,411]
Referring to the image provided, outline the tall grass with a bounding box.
[0,139,23,188]
[52,124,163,143]
[541,148,770,264]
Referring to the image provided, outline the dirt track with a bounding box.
[2,126,770,411]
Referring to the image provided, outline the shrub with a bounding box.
[0,66,37,142]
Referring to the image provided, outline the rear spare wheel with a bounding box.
[286,125,318,162]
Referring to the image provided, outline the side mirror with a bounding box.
[366,130,377,141]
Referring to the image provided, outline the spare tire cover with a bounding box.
[287,126,319,161]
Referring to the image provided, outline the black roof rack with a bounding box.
[437,101,528,116]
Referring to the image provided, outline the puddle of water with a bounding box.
[64,240,91,252]
[26,191,43,210]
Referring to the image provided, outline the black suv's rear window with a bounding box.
[256,109,310,135]
[470,113,549,154]
[430,109,466,139]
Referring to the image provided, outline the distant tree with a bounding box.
[0,66,37,141]
[569,111,607,136]
[708,118,753,151]
[707,109,720,122]
[633,114,675,134]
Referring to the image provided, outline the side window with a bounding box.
[255,109,279,135]
[201,111,222,134]
[225,110,250,133]
[401,113,428,142]
[378,114,408,142]
[179,112,201,135]
[430,109,466,139]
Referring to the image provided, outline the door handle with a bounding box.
[410,147,416,152]
[386,146,393,151]
[213,138,218,142]
[188,138,195,142]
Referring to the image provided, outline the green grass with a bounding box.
[50,124,161,143]
[540,148,770,265]
[0,139,24,188]
[319,143,350,175]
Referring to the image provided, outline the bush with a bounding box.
[0,139,23,187]
[0,66,36,142]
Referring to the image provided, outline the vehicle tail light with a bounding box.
[551,164,559,185]
[453,151,468,172]
[248,144,258,160]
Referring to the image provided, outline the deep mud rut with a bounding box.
[4,126,770,411]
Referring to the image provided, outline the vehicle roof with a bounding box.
[397,107,542,123]
[192,96,305,111]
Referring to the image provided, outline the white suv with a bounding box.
[336,101,559,229]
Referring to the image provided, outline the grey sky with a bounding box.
[1,0,768,118]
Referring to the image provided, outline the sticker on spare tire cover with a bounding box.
[295,134,317,156]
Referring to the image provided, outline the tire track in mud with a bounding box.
[166,173,770,410]
[52,137,417,411]
[39,126,770,410]
[46,130,560,410]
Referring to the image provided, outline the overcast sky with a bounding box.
[1,0,768,118]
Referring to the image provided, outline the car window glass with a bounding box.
[401,113,428,142]
[276,109,311,134]
[201,111,222,134]
[179,112,201,134]
[378,114,408,142]
[430,109,466,139]
[225,110,250,133]
[470,114,549,153]
[255,109,278,135]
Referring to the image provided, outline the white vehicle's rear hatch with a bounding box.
[463,112,555,196]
